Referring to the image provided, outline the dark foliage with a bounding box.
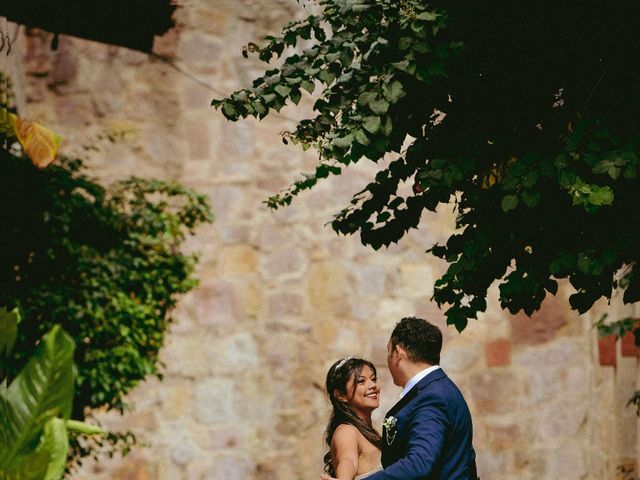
[213,0,640,333]
[0,149,212,458]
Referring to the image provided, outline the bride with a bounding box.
[321,356,383,480]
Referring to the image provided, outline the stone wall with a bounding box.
[5,1,640,479]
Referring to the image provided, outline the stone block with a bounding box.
[210,426,244,450]
[194,377,237,424]
[513,338,583,369]
[160,335,209,377]
[187,7,230,35]
[440,343,481,373]
[54,93,94,126]
[49,41,78,88]
[485,338,511,367]
[208,185,248,220]
[111,457,157,480]
[397,263,435,298]
[373,298,415,331]
[509,293,569,345]
[537,399,587,441]
[185,115,213,159]
[546,445,588,479]
[354,264,387,296]
[476,449,510,480]
[468,371,521,414]
[260,248,308,280]
[255,224,297,250]
[194,279,237,326]
[267,291,304,318]
[178,32,222,64]
[160,379,194,420]
[620,331,640,357]
[513,447,547,477]
[202,455,256,480]
[219,244,258,276]
[598,335,617,366]
[524,363,587,404]
[206,332,259,370]
[365,332,392,367]
[153,27,180,59]
[216,120,255,158]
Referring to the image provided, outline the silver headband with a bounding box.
[335,356,355,370]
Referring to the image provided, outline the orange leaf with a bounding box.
[12,115,62,168]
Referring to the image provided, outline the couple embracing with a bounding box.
[321,317,478,480]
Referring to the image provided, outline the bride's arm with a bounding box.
[330,424,360,480]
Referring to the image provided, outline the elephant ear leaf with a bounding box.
[0,325,75,471]
[40,418,69,480]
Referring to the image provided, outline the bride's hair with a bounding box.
[323,356,382,476]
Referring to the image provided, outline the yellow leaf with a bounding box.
[12,114,63,168]
[481,170,499,189]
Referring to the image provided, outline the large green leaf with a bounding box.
[40,418,69,480]
[0,325,75,469]
[0,419,66,480]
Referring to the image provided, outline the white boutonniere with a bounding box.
[382,416,398,445]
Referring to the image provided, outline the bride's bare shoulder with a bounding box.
[333,423,360,441]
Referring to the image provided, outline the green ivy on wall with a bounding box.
[0,149,212,461]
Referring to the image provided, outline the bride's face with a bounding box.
[342,365,380,416]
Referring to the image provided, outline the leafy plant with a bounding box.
[213,0,640,332]
[0,148,212,461]
[0,308,103,480]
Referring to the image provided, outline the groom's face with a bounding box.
[387,339,401,386]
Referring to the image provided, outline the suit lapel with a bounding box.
[385,368,447,417]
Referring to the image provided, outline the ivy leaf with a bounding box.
[262,93,277,104]
[358,91,377,106]
[221,103,238,119]
[593,160,612,174]
[608,166,621,180]
[290,89,302,105]
[362,116,381,134]
[274,85,292,97]
[588,186,614,206]
[354,129,371,146]
[398,36,413,50]
[333,133,354,149]
[501,194,519,212]
[381,116,393,136]
[369,98,390,115]
[300,80,315,94]
[522,171,539,188]
[384,81,406,103]
[521,190,540,208]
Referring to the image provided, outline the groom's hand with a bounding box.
[320,473,337,480]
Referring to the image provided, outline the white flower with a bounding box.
[382,416,397,431]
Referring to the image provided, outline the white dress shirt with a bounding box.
[399,365,441,399]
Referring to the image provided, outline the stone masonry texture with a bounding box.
[4,1,640,479]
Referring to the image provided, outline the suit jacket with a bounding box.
[366,368,477,480]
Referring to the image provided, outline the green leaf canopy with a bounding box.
[213,0,640,330]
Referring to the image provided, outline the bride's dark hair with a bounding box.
[323,356,382,476]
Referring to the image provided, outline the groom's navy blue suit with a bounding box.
[366,368,477,480]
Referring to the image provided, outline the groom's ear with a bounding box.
[395,344,408,362]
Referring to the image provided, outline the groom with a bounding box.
[356,316,478,479]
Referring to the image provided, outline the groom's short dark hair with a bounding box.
[391,316,442,365]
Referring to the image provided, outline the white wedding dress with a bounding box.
[354,465,383,480]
